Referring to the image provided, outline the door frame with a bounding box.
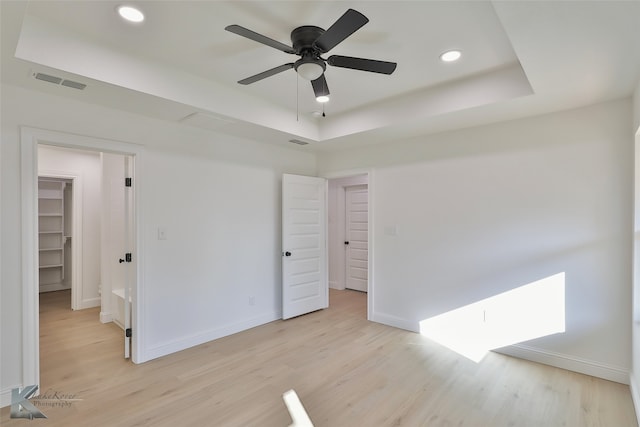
[37,172,83,310]
[323,170,373,320]
[20,127,145,392]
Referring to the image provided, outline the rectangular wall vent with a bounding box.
[33,72,86,90]
[289,139,309,146]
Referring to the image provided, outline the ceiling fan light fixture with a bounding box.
[294,58,326,81]
[440,50,462,62]
[316,95,330,103]
[117,5,144,23]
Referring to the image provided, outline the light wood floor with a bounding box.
[1,289,636,426]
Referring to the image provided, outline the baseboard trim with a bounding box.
[1,386,13,408]
[145,311,280,361]
[79,297,100,310]
[329,281,345,290]
[495,344,629,384]
[371,312,419,333]
[630,372,640,426]
[100,311,113,323]
[39,283,71,293]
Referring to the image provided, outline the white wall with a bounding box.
[38,145,102,308]
[631,78,640,418]
[328,175,368,290]
[0,83,316,403]
[319,99,633,383]
[634,79,640,132]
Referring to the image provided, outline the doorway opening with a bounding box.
[327,174,370,317]
[21,127,142,392]
[37,145,132,323]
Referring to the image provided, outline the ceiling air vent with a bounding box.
[61,79,87,90]
[34,73,62,84]
[289,139,309,146]
[33,72,86,90]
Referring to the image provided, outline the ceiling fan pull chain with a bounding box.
[296,73,299,122]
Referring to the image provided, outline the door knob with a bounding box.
[119,258,125,263]
[284,251,292,257]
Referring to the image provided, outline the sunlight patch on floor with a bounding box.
[419,272,565,362]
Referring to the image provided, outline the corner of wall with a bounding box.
[371,312,420,333]
[329,281,345,290]
[495,344,630,385]
[633,77,640,132]
[631,372,640,425]
[1,385,17,409]
[100,312,113,323]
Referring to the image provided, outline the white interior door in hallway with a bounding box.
[345,185,368,292]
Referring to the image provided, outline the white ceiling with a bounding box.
[2,1,640,151]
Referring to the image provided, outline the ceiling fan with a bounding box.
[225,9,397,102]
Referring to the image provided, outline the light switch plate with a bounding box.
[158,227,167,240]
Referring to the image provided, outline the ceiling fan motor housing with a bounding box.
[291,26,327,79]
[291,25,326,54]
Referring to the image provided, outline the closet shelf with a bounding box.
[40,264,64,269]
[38,178,67,291]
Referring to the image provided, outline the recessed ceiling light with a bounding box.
[316,95,330,103]
[117,5,144,23]
[440,50,461,62]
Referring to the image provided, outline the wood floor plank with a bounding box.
[1,289,636,426]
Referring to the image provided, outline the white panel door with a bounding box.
[282,174,328,320]
[345,185,368,292]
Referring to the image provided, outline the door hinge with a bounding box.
[125,177,132,187]
[125,253,132,263]
[126,328,132,338]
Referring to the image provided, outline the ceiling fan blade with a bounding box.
[238,63,294,85]
[313,9,369,53]
[327,55,397,75]
[311,74,330,98]
[225,25,296,54]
